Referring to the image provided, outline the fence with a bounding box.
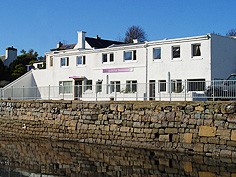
[1,80,236,101]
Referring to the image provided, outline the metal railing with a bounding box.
[1,80,236,101]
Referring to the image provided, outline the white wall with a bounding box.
[147,36,211,82]
[211,35,236,79]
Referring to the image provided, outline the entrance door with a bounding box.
[74,80,83,100]
[149,80,155,100]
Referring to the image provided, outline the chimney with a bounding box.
[57,41,63,48]
[77,31,86,49]
[133,39,139,43]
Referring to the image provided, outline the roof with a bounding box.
[85,37,124,49]
[51,44,76,51]
[50,37,124,51]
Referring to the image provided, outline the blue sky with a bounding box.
[1,0,236,57]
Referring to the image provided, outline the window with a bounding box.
[110,81,120,92]
[59,81,72,94]
[172,46,180,59]
[110,53,114,62]
[187,79,205,91]
[171,80,182,93]
[124,50,136,61]
[102,54,107,63]
[126,80,137,93]
[77,56,86,65]
[37,64,42,68]
[192,44,201,57]
[84,80,92,91]
[102,53,114,63]
[61,57,69,66]
[153,48,161,59]
[96,81,102,93]
[49,56,53,67]
[159,80,166,92]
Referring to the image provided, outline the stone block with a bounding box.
[166,112,175,121]
[118,104,125,112]
[115,120,122,125]
[229,123,236,129]
[194,143,203,152]
[199,172,216,177]
[110,104,117,111]
[132,114,140,121]
[183,133,192,143]
[133,122,143,128]
[104,126,109,131]
[220,150,232,157]
[120,126,130,132]
[159,158,169,166]
[226,105,235,113]
[159,135,169,142]
[199,126,216,137]
[165,128,178,134]
[150,116,158,123]
[228,114,236,123]
[195,106,204,112]
[110,124,118,131]
[231,130,236,142]
[216,129,231,140]
[184,162,192,173]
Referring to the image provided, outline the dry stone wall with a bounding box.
[0,100,236,158]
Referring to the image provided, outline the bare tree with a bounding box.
[226,29,236,36]
[211,31,221,35]
[124,25,147,43]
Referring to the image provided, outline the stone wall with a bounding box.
[0,100,236,158]
[0,137,235,176]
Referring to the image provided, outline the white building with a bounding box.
[0,47,17,67]
[2,32,236,101]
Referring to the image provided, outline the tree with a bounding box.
[124,25,147,43]
[211,31,221,35]
[226,29,236,36]
[9,50,38,80]
[20,49,26,54]
[11,64,26,78]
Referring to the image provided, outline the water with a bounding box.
[0,137,235,177]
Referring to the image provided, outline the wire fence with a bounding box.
[1,80,236,101]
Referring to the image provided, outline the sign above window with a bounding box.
[103,67,133,73]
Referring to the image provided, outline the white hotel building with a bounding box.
[3,31,236,101]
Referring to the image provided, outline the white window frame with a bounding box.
[84,80,92,92]
[126,80,137,93]
[158,80,166,92]
[49,56,53,67]
[153,48,161,60]
[61,57,69,67]
[192,43,201,58]
[59,81,73,94]
[124,50,136,61]
[171,80,183,93]
[102,53,114,63]
[77,56,86,66]
[110,81,120,92]
[172,46,180,60]
[96,80,103,93]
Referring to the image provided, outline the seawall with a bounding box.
[0,100,236,158]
